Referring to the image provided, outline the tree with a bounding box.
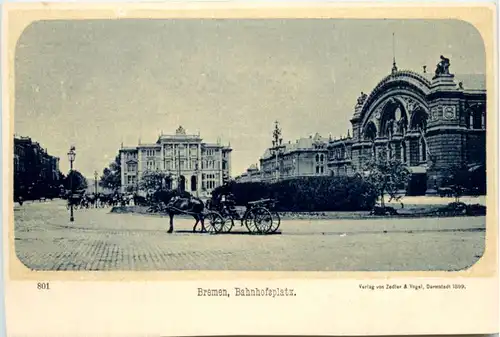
[361,157,411,208]
[63,170,88,192]
[442,162,471,203]
[99,154,121,192]
[140,170,172,193]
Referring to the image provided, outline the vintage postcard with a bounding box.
[2,2,498,336]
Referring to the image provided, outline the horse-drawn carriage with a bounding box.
[206,197,280,234]
[155,191,280,235]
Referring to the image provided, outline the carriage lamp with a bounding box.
[67,146,76,222]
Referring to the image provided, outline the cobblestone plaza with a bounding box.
[14,200,485,271]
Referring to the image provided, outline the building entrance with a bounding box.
[179,175,186,192]
[407,173,427,196]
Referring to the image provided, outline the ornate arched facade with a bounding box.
[328,68,486,195]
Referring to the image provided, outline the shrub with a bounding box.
[212,176,377,212]
[466,204,487,216]
[436,202,467,216]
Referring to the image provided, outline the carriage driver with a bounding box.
[219,180,236,212]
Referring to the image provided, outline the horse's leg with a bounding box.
[167,213,174,233]
[200,215,206,232]
[192,215,199,233]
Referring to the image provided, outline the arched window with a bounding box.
[380,108,396,138]
[410,109,428,132]
[191,175,197,192]
[419,137,427,162]
[387,143,393,160]
[364,122,377,141]
[400,116,408,135]
[401,141,407,163]
[315,154,320,162]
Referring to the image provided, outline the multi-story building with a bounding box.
[259,132,329,182]
[328,57,486,195]
[119,126,232,196]
[235,164,262,183]
[13,136,61,198]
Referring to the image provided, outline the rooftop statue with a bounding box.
[435,55,451,76]
[357,92,368,105]
[175,125,186,135]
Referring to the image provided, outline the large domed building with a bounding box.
[328,57,486,195]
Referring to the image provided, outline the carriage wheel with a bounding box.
[221,217,234,233]
[269,211,281,233]
[204,211,225,234]
[218,208,235,233]
[243,210,259,234]
[244,207,272,234]
[253,207,273,234]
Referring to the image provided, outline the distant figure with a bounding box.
[17,196,24,206]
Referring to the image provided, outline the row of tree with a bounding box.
[14,169,89,200]
[217,158,482,212]
[354,157,483,207]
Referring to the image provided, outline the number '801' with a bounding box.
[37,282,50,290]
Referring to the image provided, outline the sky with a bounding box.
[14,19,485,178]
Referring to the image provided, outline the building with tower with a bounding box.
[328,56,486,195]
[119,126,232,197]
[256,121,330,182]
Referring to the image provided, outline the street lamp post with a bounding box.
[94,170,98,194]
[67,146,76,222]
[194,161,199,198]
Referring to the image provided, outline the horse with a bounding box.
[133,193,148,206]
[164,195,206,233]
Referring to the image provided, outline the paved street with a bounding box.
[14,199,485,271]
